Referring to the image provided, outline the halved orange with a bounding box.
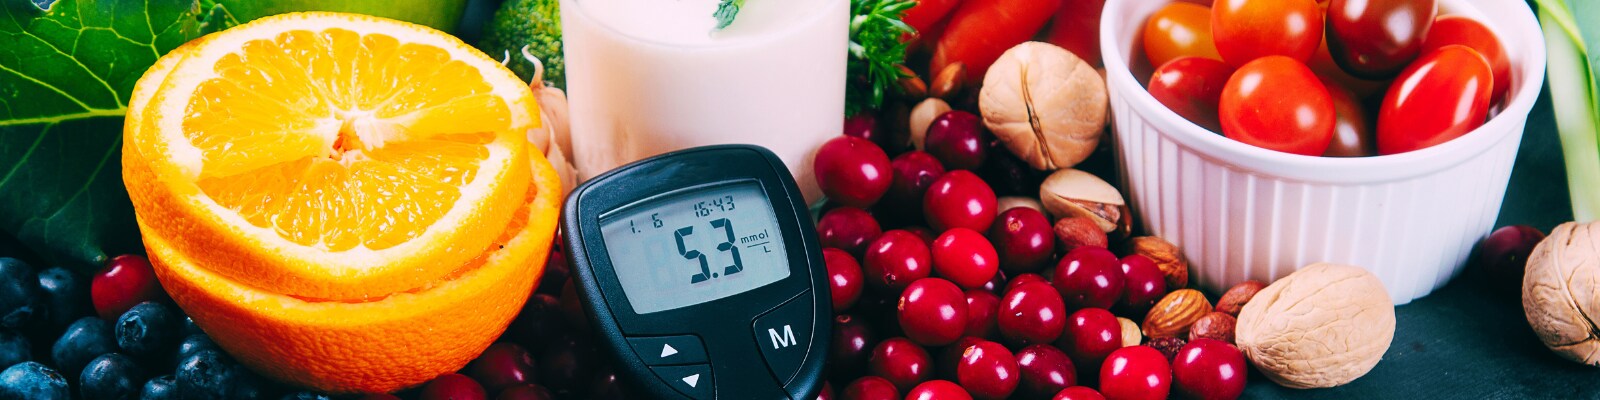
[125,12,540,301]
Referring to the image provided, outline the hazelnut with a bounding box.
[1053,217,1107,253]
[1215,280,1267,317]
[897,64,927,99]
[1237,263,1394,389]
[1188,312,1237,345]
[1142,289,1211,339]
[909,98,952,151]
[979,41,1108,171]
[1118,317,1142,347]
[1148,337,1186,361]
[931,62,967,101]
[1039,169,1126,233]
[996,196,1047,216]
[1523,221,1600,366]
[1128,236,1188,289]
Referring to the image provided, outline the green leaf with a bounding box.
[0,0,209,269]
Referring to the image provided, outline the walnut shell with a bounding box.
[1522,221,1600,366]
[1236,263,1394,389]
[979,42,1108,171]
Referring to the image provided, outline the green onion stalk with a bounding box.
[1537,0,1600,222]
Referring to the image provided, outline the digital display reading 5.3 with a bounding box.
[599,181,791,314]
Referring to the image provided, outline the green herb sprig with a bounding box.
[847,0,916,116]
[714,0,747,30]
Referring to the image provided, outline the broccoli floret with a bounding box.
[478,0,564,89]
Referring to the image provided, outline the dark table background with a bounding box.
[475,0,1600,397]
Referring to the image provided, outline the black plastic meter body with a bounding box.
[561,145,831,400]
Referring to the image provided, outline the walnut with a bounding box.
[979,42,1108,171]
[1236,263,1394,389]
[1522,221,1600,366]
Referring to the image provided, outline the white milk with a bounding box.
[561,0,849,202]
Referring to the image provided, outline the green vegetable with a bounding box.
[200,0,469,33]
[0,0,221,269]
[478,0,565,89]
[714,0,747,30]
[1536,0,1600,222]
[846,0,915,116]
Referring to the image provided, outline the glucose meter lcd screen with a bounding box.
[599,181,791,314]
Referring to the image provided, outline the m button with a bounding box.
[751,292,815,385]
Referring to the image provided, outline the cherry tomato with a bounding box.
[1218,56,1335,156]
[1211,0,1323,66]
[1045,0,1105,67]
[1142,3,1221,69]
[1320,75,1374,157]
[1376,45,1492,155]
[1325,0,1436,79]
[1422,15,1511,105]
[1147,57,1234,133]
[1308,35,1391,99]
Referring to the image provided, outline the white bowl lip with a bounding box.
[1098,0,1548,185]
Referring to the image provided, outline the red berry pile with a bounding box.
[811,124,1250,399]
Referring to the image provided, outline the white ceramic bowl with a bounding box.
[1100,0,1547,304]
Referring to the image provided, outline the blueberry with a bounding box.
[175,334,217,365]
[179,315,203,338]
[0,329,28,367]
[52,317,117,378]
[0,258,42,329]
[80,353,140,400]
[0,361,68,399]
[176,349,236,400]
[115,301,179,358]
[140,374,178,400]
[278,392,331,400]
[35,267,89,333]
[230,366,273,400]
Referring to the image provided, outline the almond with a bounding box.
[1215,280,1266,317]
[1142,289,1212,338]
[1188,312,1237,344]
[1129,236,1189,289]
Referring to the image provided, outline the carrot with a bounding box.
[930,0,1063,81]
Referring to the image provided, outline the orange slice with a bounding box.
[125,12,539,300]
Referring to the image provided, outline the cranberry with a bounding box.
[906,380,973,400]
[977,144,1045,197]
[1116,255,1167,318]
[824,249,865,312]
[92,255,165,320]
[497,384,555,400]
[1058,308,1122,379]
[420,374,488,400]
[882,151,948,223]
[1098,346,1171,400]
[844,113,884,148]
[957,340,1020,400]
[1004,273,1049,294]
[536,333,598,397]
[1475,225,1546,295]
[937,336,988,381]
[998,282,1067,347]
[1053,386,1108,400]
[465,342,538,393]
[978,270,1007,294]
[817,381,835,400]
[537,250,570,295]
[964,289,1001,339]
[899,278,969,346]
[815,136,893,207]
[1016,344,1077,399]
[863,230,932,293]
[820,207,884,257]
[830,314,877,380]
[868,337,934,392]
[925,111,989,170]
[508,294,567,348]
[932,228,1000,289]
[841,376,900,400]
[586,367,630,400]
[1052,247,1124,310]
[923,171,998,232]
[1171,339,1246,400]
[987,208,1056,274]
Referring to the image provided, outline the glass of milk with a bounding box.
[561,0,849,202]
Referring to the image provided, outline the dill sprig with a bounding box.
[847,0,916,116]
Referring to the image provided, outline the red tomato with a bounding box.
[1211,0,1323,66]
[1376,45,1493,155]
[1045,0,1105,67]
[1308,35,1391,99]
[931,0,1063,82]
[1422,15,1511,105]
[1147,57,1234,133]
[1219,56,1336,156]
[1325,0,1437,79]
[1320,75,1375,157]
[1142,3,1222,69]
